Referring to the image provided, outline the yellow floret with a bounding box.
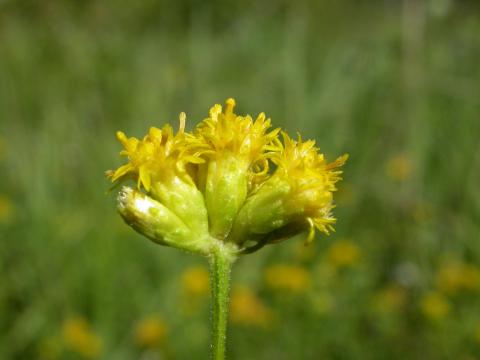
[108,113,205,192]
[271,132,348,238]
[195,98,280,173]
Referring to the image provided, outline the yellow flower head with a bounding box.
[264,264,311,293]
[62,317,102,359]
[181,265,210,297]
[271,132,348,237]
[437,260,480,294]
[134,315,167,348]
[108,113,203,192]
[327,239,361,269]
[193,99,281,238]
[180,265,211,314]
[229,286,272,328]
[230,132,347,248]
[195,98,279,171]
[420,291,450,320]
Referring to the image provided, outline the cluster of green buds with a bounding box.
[107,99,347,257]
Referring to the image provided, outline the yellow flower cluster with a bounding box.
[109,113,205,192]
[327,239,361,269]
[108,99,347,255]
[229,286,272,328]
[38,315,170,359]
[62,317,102,359]
[195,99,278,173]
[437,260,480,294]
[134,315,167,348]
[420,291,450,320]
[179,266,211,314]
[417,259,480,322]
[181,265,210,297]
[264,264,311,293]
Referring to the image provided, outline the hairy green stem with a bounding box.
[210,245,235,360]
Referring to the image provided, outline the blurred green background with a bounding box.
[1,0,480,359]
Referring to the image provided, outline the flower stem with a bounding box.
[210,244,235,360]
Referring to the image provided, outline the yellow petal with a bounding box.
[139,166,151,192]
[149,127,163,142]
[111,164,133,181]
[116,131,128,145]
[183,155,205,164]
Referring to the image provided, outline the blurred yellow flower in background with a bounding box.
[373,284,407,314]
[264,264,311,293]
[420,292,450,320]
[180,265,210,314]
[0,194,14,224]
[134,315,167,348]
[327,239,361,269]
[62,317,102,359]
[181,265,210,297]
[230,286,272,328]
[386,153,412,182]
[437,261,480,295]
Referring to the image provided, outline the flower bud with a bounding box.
[117,187,212,254]
[229,133,347,251]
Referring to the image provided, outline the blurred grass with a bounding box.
[1,0,480,359]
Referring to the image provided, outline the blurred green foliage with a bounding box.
[1,0,480,359]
